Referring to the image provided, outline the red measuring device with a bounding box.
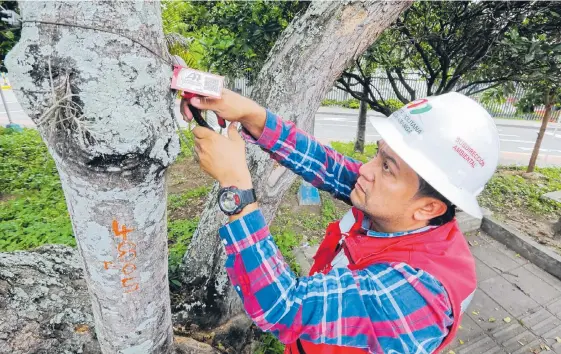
[171,65,226,131]
[181,92,226,130]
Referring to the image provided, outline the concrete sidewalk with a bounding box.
[295,230,561,353]
[317,106,561,130]
[447,231,561,354]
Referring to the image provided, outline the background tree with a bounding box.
[489,18,561,172]
[473,1,561,172]
[336,1,554,152]
[160,0,309,81]
[0,0,19,73]
[176,0,412,331]
[6,2,179,352]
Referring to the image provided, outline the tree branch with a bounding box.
[385,69,409,103]
[396,18,436,80]
[395,68,416,101]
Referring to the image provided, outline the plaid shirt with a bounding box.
[218,111,454,353]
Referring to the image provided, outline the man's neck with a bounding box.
[367,217,429,234]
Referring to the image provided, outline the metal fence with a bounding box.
[226,75,559,122]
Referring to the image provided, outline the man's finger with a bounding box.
[192,126,213,139]
[190,96,219,111]
[181,99,193,121]
[227,122,242,142]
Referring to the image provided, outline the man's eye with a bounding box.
[382,161,390,172]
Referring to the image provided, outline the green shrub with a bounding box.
[385,98,405,113]
[321,98,361,109]
[330,141,378,163]
[478,166,561,216]
[343,99,360,109]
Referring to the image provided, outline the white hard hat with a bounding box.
[369,92,500,219]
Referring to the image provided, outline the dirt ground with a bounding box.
[484,169,561,255]
[166,157,215,221]
[497,210,561,254]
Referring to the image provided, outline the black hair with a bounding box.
[416,176,456,226]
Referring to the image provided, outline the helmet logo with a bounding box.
[406,99,432,115]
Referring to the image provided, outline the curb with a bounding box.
[481,216,561,280]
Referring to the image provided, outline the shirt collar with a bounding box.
[360,216,439,238]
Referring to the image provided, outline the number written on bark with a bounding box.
[102,220,140,294]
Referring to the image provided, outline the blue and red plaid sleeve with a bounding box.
[242,110,362,204]
[219,209,454,353]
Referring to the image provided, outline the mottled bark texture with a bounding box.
[5,1,179,353]
[178,0,412,329]
[0,245,101,354]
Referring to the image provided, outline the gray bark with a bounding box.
[528,97,552,172]
[179,0,412,328]
[0,245,101,354]
[5,1,178,353]
[354,81,370,153]
[0,246,248,353]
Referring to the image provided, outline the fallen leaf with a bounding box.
[459,339,464,345]
[459,325,463,330]
[448,351,456,354]
[472,310,479,315]
[504,317,512,323]
[489,317,496,322]
[556,336,561,343]
[515,253,521,258]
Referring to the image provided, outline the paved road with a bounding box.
[314,110,561,167]
[2,88,560,167]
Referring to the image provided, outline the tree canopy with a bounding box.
[337,1,556,116]
[0,0,20,72]
[162,0,308,80]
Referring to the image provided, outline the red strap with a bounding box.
[182,92,197,100]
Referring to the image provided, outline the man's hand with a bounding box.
[181,88,267,139]
[193,122,252,189]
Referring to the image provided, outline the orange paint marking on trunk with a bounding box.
[122,263,137,275]
[105,220,141,294]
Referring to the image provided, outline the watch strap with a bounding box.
[238,188,257,206]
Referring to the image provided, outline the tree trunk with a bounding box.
[178,0,412,329]
[6,2,178,353]
[527,95,552,172]
[354,81,369,153]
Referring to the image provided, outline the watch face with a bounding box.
[219,190,241,212]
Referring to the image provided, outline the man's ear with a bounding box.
[413,198,447,222]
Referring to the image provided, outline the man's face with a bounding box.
[349,140,425,231]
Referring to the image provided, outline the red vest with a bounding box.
[285,208,477,354]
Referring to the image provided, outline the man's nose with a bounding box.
[358,159,376,182]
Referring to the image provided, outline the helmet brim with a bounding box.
[369,115,483,219]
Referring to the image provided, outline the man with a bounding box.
[182,89,499,353]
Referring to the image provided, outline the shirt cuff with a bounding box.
[218,209,270,255]
[241,109,283,151]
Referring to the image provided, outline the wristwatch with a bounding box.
[217,186,257,215]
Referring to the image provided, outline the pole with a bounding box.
[0,85,14,125]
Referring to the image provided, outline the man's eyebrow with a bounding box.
[379,148,400,171]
